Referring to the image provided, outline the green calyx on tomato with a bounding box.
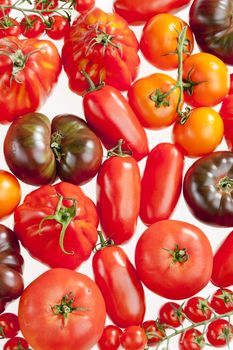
[164,244,189,265]
[50,130,64,161]
[107,139,133,158]
[93,231,114,252]
[216,176,233,192]
[87,25,120,51]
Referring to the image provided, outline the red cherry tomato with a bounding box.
[34,0,58,15]
[159,302,184,328]
[46,15,70,40]
[207,319,233,347]
[184,297,212,323]
[74,0,95,12]
[98,325,122,350]
[20,15,45,38]
[0,0,11,18]
[0,313,19,338]
[210,289,233,314]
[230,74,233,94]
[179,329,205,350]
[120,326,147,350]
[3,336,29,350]
[0,18,21,37]
[142,320,166,345]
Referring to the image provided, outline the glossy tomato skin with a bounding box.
[46,15,70,40]
[140,14,193,70]
[128,73,181,129]
[3,336,29,350]
[0,37,61,123]
[20,15,45,38]
[142,320,165,345]
[0,313,19,338]
[230,74,233,94]
[179,329,204,350]
[159,302,184,328]
[93,245,145,328]
[0,171,21,219]
[83,85,149,161]
[210,289,233,314]
[0,0,11,18]
[114,0,191,25]
[75,0,95,12]
[140,143,184,226]
[34,0,58,15]
[207,319,233,347]
[97,154,140,245]
[62,8,140,95]
[183,152,233,227]
[18,268,106,350]
[184,297,212,323]
[120,326,147,350]
[189,0,233,65]
[135,220,213,300]
[0,18,21,38]
[98,325,122,350]
[14,182,98,269]
[220,94,233,151]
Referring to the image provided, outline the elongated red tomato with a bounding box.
[140,143,184,226]
[97,142,141,245]
[92,239,145,328]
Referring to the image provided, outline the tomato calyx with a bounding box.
[86,24,121,54]
[0,15,15,28]
[38,193,76,255]
[216,176,233,192]
[163,244,189,265]
[107,139,133,158]
[50,130,65,161]
[216,289,233,306]
[150,87,175,108]
[93,230,114,252]
[81,70,105,94]
[182,67,207,96]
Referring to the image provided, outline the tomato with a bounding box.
[184,297,212,323]
[230,74,233,94]
[46,15,70,40]
[34,0,58,15]
[120,326,147,350]
[142,320,165,346]
[210,289,233,314]
[0,36,61,123]
[14,182,98,269]
[0,18,21,38]
[172,107,224,157]
[128,73,181,129]
[219,94,233,151]
[179,329,205,350]
[207,319,233,347]
[3,336,29,350]
[135,220,213,300]
[140,143,183,226]
[0,313,19,338]
[114,0,191,25]
[182,53,230,107]
[62,8,140,95]
[92,239,145,328]
[20,15,45,38]
[0,0,11,18]
[159,302,184,328]
[0,170,21,220]
[74,0,95,12]
[18,268,106,350]
[98,325,123,350]
[140,14,194,70]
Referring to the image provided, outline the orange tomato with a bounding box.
[0,170,21,219]
[140,13,194,70]
[172,107,224,157]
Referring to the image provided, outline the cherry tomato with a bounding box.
[159,302,184,328]
[210,289,233,314]
[140,13,194,70]
[230,74,233,94]
[182,52,230,107]
[0,170,21,220]
[179,329,205,350]
[20,15,45,38]
[207,319,233,347]
[46,15,70,40]
[74,0,95,12]
[120,326,147,350]
[0,313,19,339]
[98,325,122,350]
[3,337,29,350]
[184,297,212,323]
[172,107,224,157]
[34,0,58,15]
[142,320,166,346]
[0,0,11,18]
[0,17,21,37]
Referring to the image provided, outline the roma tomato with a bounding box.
[182,52,230,107]
[210,289,233,314]
[92,237,145,328]
[159,302,184,328]
[207,319,233,347]
[46,15,70,40]
[0,36,61,123]
[20,15,45,38]
[142,320,166,346]
[14,182,98,269]
[173,107,224,157]
[74,0,95,12]
[62,8,140,95]
[0,313,19,338]
[179,329,205,350]
[219,94,233,151]
[128,73,181,129]
[140,14,194,70]
[3,337,29,350]
[98,325,122,350]
[0,18,21,37]
[18,268,106,350]
[140,143,184,226]
[120,326,147,350]
[135,220,213,300]
[0,170,21,220]
[184,297,212,323]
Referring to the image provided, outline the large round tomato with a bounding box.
[0,170,21,220]
[0,36,61,123]
[135,220,213,300]
[18,268,106,350]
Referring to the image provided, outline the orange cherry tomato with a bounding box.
[0,170,21,219]
[140,13,194,70]
[172,107,224,157]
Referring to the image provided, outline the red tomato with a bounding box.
[184,297,212,323]
[142,320,166,345]
[34,0,58,15]
[140,143,184,226]
[210,289,233,314]
[140,14,194,70]
[0,18,21,37]
[219,94,233,151]
[135,220,213,299]
[0,170,21,220]
[20,15,45,38]
[159,302,184,328]
[0,313,19,338]
[230,74,233,94]
[207,319,233,347]
[75,0,95,12]
[98,325,122,350]
[0,0,11,18]
[120,326,147,350]
[179,329,205,350]
[18,268,106,350]
[3,337,29,350]
[46,15,70,40]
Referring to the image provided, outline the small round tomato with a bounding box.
[20,15,45,38]
[140,13,194,70]
[34,0,58,15]
[0,17,21,38]
[128,73,181,129]
[0,170,21,220]
[120,326,147,350]
[159,302,184,328]
[74,0,95,12]
[3,337,29,350]
[210,289,233,315]
[179,329,205,350]
[0,0,11,18]
[98,325,122,350]
[184,297,212,323]
[207,319,233,347]
[142,320,166,346]
[172,107,224,157]
[46,15,70,40]
[0,313,19,338]
[183,52,230,107]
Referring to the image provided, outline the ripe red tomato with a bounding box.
[46,15,70,40]
[230,74,233,94]
[184,297,212,323]
[207,319,233,347]
[34,0,58,15]
[219,94,233,151]
[120,326,147,350]
[179,329,205,350]
[159,302,184,328]
[3,337,29,350]
[75,0,95,12]
[98,325,122,350]
[0,18,21,37]
[135,220,213,299]
[142,320,165,346]
[0,170,21,220]
[0,313,19,338]
[18,268,106,350]
[0,0,11,18]
[210,289,233,314]
[20,15,45,38]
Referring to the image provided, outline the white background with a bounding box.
[0,0,233,349]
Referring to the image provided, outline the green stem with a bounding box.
[107,139,132,158]
[176,26,187,118]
